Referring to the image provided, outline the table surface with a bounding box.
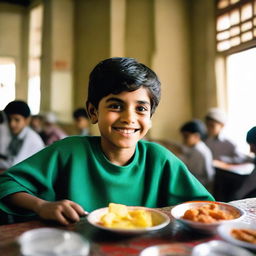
[213,160,254,175]
[0,198,255,256]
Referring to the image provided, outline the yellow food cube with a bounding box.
[129,210,153,227]
[108,203,129,218]
[100,212,116,227]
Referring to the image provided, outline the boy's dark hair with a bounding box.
[4,100,31,118]
[180,119,207,140]
[73,108,89,119]
[246,126,256,145]
[87,57,161,115]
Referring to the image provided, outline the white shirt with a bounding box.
[179,141,214,188]
[0,111,11,156]
[0,126,45,169]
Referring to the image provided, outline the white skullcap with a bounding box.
[205,108,227,124]
[44,112,57,123]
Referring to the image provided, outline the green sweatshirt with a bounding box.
[0,136,214,216]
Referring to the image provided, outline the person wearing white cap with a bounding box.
[42,112,68,146]
[204,108,248,164]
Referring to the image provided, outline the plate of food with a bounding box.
[170,201,245,234]
[87,203,170,234]
[218,222,256,251]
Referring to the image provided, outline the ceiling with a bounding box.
[0,0,31,6]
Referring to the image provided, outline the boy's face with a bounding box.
[8,114,29,135]
[74,117,89,131]
[181,132,200,147]
[89,88,152,152]
[206,119,224,137]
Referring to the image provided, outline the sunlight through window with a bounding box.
[0,59,15,110]
[225,48,256,154]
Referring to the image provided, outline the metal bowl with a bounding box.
[191,240,254,256]
[17,228,90,256]
[170,201,245,234]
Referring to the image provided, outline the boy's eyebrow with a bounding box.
[106,97,150,105]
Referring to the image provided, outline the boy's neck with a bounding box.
[100,142,136,166]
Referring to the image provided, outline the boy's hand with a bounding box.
[35,199,86,225]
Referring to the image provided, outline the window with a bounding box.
[224,47,256,153]
[0,58,15,110]
[216,1,256,154]
[216,0,256,53]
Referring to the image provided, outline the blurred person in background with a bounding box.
[30,114,47,143]
[72,108,90,136]
[0,111,11,161]
[205,108,250,164]
[0,100,44,169]
[234,126,256,199]
[43,112,67,145]
[178,119,214,191]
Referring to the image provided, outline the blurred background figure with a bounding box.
[0,100,44,170]
[72,108,90,136]
[205,108,249,164]
[0,111,11,161]
[234,126,256,199]
[179,119,214,191]
[43,112,67,145]
[30,114,47,143]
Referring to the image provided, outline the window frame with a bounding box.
[216,0,256,55]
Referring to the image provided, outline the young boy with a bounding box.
[179,120,214,191]
[0,58,214,225]
[72,108,90,135]
[0,101,45,170]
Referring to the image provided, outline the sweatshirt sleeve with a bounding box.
[0,143,61,216]
[163,156,215,205]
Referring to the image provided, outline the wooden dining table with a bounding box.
[0,198,255,256]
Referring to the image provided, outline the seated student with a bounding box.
[30,114,47,143]
[179,119,214,191]
[205,108,248,164]
[42,112,67,145]
[0,100,45,170]
[0,111,11,161]
[72,108,90,135]
[234,127,256,199]
[0,57,214,225]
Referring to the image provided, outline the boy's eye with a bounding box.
[108,104,122,110]
[136,105,148,112]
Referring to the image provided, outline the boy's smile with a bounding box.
[88,87,152,164]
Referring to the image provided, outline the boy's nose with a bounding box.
[120,109,136,124]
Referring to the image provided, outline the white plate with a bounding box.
[17,228,90,256]
[218,222,256,251]
[191,240,254,256]
[170,201,245,234]
[87,206,170,234]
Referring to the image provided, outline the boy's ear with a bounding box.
[86,102,98,124]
